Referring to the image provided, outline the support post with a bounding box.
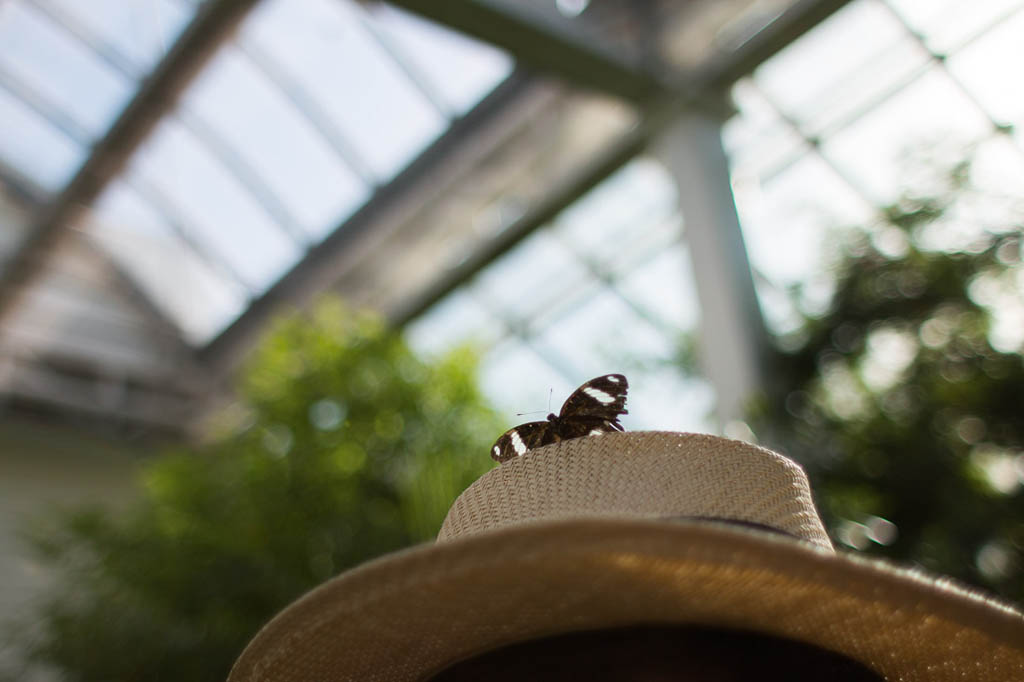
[653,111,768,432]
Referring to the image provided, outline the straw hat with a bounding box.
[229,431,1024,681]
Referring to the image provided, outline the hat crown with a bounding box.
[439,431,833,550]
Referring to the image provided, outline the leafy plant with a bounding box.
[751,154,1024,603]
[8,300,501,682]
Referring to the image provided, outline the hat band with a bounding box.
[666,515,801,540]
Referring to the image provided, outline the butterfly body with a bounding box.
[491,374,629,463]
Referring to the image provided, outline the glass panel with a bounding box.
[471,230,590,323]
[737,153,873,289]
[367,4,513,116]
[753,1,931,137]
[616,245,701,332]
[0,85,83,191]
[90,181,249,344]
[478,340,572,418]
[129,117,302,292]
[183,45,370,240]
[404,289,504,358]
[969,135,1024,199]
[734,152,874,333]
[0,2,133,138]
[534,288,676,377]
[821,66,991,204]
[946,10,1024,126]
[723,79,807,181]
[242,0,447,181]
[554,158,679,268]
[629,370,716,433]
[42,0,193,73]
[888,0,1024,54]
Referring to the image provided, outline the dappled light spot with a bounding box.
[836,520,870,551]
[309,399,346,431]
[976,541,1015,582]
[955,416,987,445]
[859,325,919,392]
[968,444,1021,495]
[863,515,898,546]
[262,424,294,457]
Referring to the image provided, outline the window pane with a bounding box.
[0,85,83,191]
[183,45,370,240]
[479,340,572,418]
[42,0,193,73]
[753,2,930,136]
[243,0,446,180]
[616,246,701,332]
[367,4,513,115]
[947,10,1024,126]
[471,230,590,322]
[0,2,133,138]
[888,0,1024,53]
[821,67,991,204]
[554,159,679,267]
[129,118,302,292]
[404,290,503,358]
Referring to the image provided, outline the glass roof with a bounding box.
[1,0,513,344]
[2,0,1023,433]
[0,0,195,192]
[724,0,1024,338]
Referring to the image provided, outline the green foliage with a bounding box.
[751,158,1024,603]
[11,300,501,682]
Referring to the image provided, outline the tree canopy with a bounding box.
[8,300,501,682]
[752,156,1024,603]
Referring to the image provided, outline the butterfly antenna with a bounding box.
[515,386,556,417]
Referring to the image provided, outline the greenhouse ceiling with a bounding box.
[1,0,1021,437]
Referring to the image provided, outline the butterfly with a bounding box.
[490,374,628,463]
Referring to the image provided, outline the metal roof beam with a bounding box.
[385,0,670,104]
[199,71,539,374]
[0,0,260,328]
[389,0,854,326]
[0,160,49,208]
[692,0,855,89]
[389,122,647,326]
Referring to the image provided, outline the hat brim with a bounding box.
[229,517,1024,682]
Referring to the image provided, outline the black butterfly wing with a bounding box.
[554,414,626,439]
[557,374,628,429]
[490,421,555,463]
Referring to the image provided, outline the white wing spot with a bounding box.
[493,445,501,458]
[583,387,615,404]
[589,429,604,436]
[606,376,620,383]
[510,430,527,456]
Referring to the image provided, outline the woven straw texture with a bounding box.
[230,432,1024,682]
[439,431,831,548]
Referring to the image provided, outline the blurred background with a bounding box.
[1,0,1023,679]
